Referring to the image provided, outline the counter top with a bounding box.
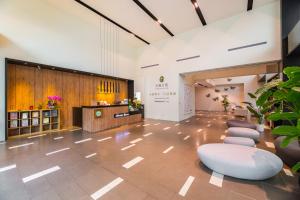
[81,104,129,109]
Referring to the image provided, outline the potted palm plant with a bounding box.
[242,93,269,132]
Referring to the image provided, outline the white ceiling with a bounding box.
[80,0,278,45]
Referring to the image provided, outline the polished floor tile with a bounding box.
[0,111,299,199]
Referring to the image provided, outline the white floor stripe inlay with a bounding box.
[28,134,46,139]
[46,148,70,156]
[98,137,112,142]
[175,124,180,126]
[154,123,160,125]
[0,164,16,173]
[220,135,226,140]
[123,156,144,169]
[197,129,203,133]
[283,168,294,177]
[143,132,153,137]
[74,138,92,144]
[183,136,190,140]
[163,127,171,130]
[130,138,143,144]
[121,144,136,151]
[209,171,224,187]
[85,153,97,158]
[265,142,275,148]
[9,142,34,150]
[90,177,124,200]
[178,176,195,197]
[22,166,60,183]
[136,125,141,127]
[177,132,182,135]
[143,124,150,127]
[163,146,174,154]
[54,136,64,140]
[185,120,190,123]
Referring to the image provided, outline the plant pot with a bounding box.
[256,124,264,132]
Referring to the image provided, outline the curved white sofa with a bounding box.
[228,127,260,142]
[197,144,283,180]
[224,137,255,147]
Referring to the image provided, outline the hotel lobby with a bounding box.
[0,0,300,200]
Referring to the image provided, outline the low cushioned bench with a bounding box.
[227,120,257,130]
[228,127,260,142]
[224,137,255,147]
[197,144,283,180]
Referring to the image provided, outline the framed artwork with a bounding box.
[43,117,50,124]
[32,111,39,118]
[10,112,18,120]
[10,120,18,128]
[22,119,29,127]
[22,112,29,119]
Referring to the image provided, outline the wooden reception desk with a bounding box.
[81,104,142,133]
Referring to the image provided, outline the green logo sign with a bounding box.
[95,109,102,118]
[159,76,164,83]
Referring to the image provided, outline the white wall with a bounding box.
[212,75,262,106]
[135,2,281,121]
[0,0,138,141]
[195,84,244,112]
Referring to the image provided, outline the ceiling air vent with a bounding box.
[140,64,159,69]
[176,55,200,62]
[228,42,267,51]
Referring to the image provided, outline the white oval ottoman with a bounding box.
[228,127,260,142]
[197,144,283,180]
[224,137,255,147]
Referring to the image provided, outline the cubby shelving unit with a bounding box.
[7,109,60,138]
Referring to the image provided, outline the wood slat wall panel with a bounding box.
[15,65,35,110]
[7,64,16,110]
[7,64,128,129]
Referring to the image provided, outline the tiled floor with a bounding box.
[0,111,299,200]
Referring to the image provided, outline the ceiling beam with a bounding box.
[190,0,207,26]
[74,0,150,45]
[132,0,174,37]
[247,0,253,11]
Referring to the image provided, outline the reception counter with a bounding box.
[78,105,142,133]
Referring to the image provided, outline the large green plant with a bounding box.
[256,67,300,172]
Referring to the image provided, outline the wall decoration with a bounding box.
[224,88,229,91]
[230,86,236,90]
[10,120,18,128]
[227,78,232,82]
[206,93,211,98]
[213,97,219,101]
[94,109,103,118]
[9,112,18,120]
[215,89,220,93]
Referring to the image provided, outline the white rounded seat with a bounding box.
[224,137,255,147]
[228,127,260,141]
[197,144,283,180]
